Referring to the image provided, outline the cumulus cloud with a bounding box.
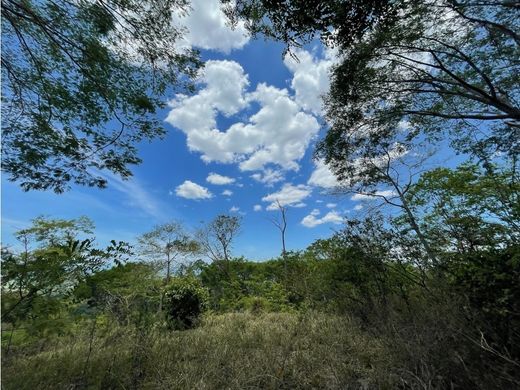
[262,184,312,210]
[253,204,262,211]
[301,209,343,228]
[166,60,320,178]
[284,48,338,115]
[207,172,235,185]
[174,0,249,53]
[176,180,213,199]
[230,206,240,212]
[354,204,364,211]
[251,168,284,186]
[351,190,396,201]
[222,189,233,196]
[326,203,336,208]
[308,159,340,189]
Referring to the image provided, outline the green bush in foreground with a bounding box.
[163,277,209,330]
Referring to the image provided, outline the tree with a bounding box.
[227,0,519,181]
[1,216,132,324]
[1,0,201,192]
[319,0,519,166]
[74,262,162,326]
[138,222,199,282]
[268,200,288,258]
[403,162,520,254]
[224,0,396,51]
[197,215,241,262]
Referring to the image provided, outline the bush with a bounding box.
[163,277,209,330]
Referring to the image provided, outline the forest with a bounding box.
[1,0,519,389]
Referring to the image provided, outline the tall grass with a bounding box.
[2,312,394,389]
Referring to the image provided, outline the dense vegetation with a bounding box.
[2,0,519,388]
[2,168,519,388]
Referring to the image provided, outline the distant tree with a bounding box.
[197,215,241,262]
[1,0,201,192]
[74,262,162,326]
[138,222,199,282]
[268,200,288,258]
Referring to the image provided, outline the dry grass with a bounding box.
[2,312,395,389]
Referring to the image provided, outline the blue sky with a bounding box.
[1,0,382,260]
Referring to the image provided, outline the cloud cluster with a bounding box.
[251,168,284,186]
[307,159,340,189]
[301,209,343,228]
[262,184,312,210]
[166,60,320,178]
[174,0,249,53]
[176,180,213,199]
[207,172,235,185]
[351,190,396,201]
[284,48,337,115]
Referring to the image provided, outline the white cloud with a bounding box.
[351,190,396,201]
[207,172,235,185]
[222,189,233,196]
[175,180,213,199]
[262,183,312,210]
[354,204,364,211]
[308,159,340,189]
[174,0,249,53]
[326,203,336,208]
[251,168,284,186]
[166,61,320,177]
[253,204,262,212]
[301,209,343,228]
[230,206,240,212]
[284,48,338,115]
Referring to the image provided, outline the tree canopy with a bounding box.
[1,0,201,192]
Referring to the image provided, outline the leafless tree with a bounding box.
[269,200,288,258]
[196,215,241,263]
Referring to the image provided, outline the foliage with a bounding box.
[138,221,200,282]
[1,216,132,335]
[318,0,519,171]
[74,262,162,326]
[1,0,201,192]
[404,162,520,252]
[163,276,209,329]
[225,0,396,50]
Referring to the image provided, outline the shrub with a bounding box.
[163,277,209,330]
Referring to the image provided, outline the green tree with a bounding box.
[403,162,520,254]
[320,0,519,166]
[1,216,132,326]
[2,0,201,192]
[163,276,209,329]
[74,262,162,326]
